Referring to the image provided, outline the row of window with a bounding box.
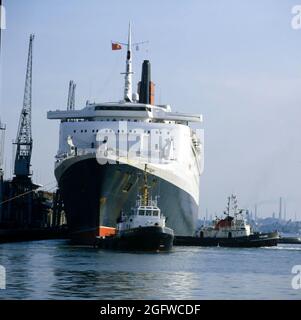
[72,129,171,134]
[94,106,151,112]
[138,210,159,217]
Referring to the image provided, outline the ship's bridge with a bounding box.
[47,102,202,125]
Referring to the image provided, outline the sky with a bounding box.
[0,0,301,220]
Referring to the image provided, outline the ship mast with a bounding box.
[142,164,149,206]
[123,22,133,102]
[226,196,230,216]
[115,23,148,102]
[232,194,238,215]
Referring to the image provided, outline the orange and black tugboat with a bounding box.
[175,195,279,248]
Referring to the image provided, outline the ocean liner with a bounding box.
[47,25,203,244]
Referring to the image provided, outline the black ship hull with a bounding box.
[278,236,301,244]
[56,156,198,244]
[174,231,279,248]
[96,226,174,252]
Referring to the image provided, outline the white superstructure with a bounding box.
[48,101,202,204]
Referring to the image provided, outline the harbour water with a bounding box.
[0,240,300,300]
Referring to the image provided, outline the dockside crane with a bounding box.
[13,34,34,180]
[67,80,76,111]
[4,34,37,227]
[0,119,5,221]
[0,0,5,221]
[0,34,62,230]
[0,119,5,174]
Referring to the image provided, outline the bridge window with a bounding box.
[152,210,159,217]
[94,106,151,112]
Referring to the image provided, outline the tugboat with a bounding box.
[96,165,174,252]
[174,195,279,247]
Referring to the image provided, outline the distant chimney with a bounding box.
[138,60,155,105]
[279,197,282,220]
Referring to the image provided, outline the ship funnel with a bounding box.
[138,60,155,105]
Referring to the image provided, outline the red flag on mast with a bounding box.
[112,43,122,50]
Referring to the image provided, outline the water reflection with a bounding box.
[0,240,300,299]
[48,270,199,300]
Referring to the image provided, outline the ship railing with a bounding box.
[55,148,96,162]
[136,199,158,207]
